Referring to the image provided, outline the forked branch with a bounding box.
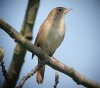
[16,66,39,88]
[0,19,100,88]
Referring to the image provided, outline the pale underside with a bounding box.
[35,16,65,56]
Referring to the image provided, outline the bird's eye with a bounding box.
[58,8,62,12]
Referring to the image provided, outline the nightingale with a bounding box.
[32,7,71,84]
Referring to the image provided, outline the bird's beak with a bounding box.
[68,8,72,12]
[64,8,72,13]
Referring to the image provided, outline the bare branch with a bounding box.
[16,66,39,88]
[54,71,59,88]
[2,0,40,88]
[0,47,4,63]
[0,47,10,88]
[0,19,100,88]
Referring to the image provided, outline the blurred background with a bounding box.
[0,0,100,88]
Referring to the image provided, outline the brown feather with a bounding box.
[36,65,45,84]
[34,7,70,84]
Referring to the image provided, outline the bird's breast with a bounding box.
[40,20,65,55]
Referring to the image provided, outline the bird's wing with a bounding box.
[32,20,48,58]
[34,19,49,46]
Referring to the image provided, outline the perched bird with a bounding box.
[32,7,71,84]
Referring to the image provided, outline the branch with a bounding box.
[0,19,100,88]
[54,72,59,88]
[16,66,39,88]
[0,47,4,63]
[0,47,10,88]
[2,0,40,88]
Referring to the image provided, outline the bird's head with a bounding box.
[48,7,72,19]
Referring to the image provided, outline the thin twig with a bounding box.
[0,47,11,88]
[16,66,39,88]
[54,71,59,88]
[0,47,4,63]
[1,62,11,88]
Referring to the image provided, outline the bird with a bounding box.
[32,7,71,84]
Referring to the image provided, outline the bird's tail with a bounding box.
[36,58,45,84]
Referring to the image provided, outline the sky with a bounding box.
[0,0,100,88]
